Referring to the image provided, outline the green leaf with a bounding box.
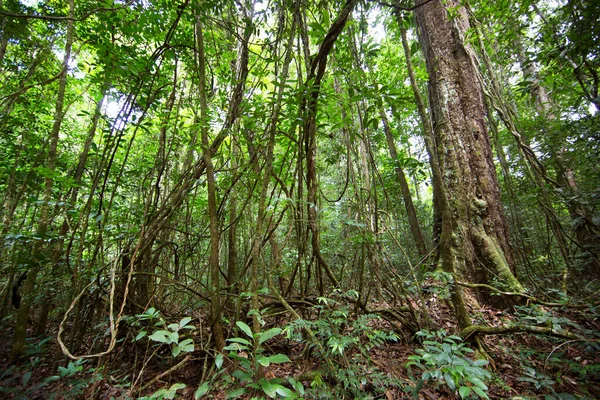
[215,353,223,369]
[44,375,60,384]
[149,330,170,343]
[195,382,210,399]
[232,369,253,382]
[22,371,32,386]
[442,343,452,353]
[161,383,186,399]
[224,343,247,351]
[471,386,489,399]
[135,331,147,341]
[260,380,279,398]
[275,385,294,397]
[467,375,488,390]
[444,372,455,390]
[316,296,329,305]
[227,387,246,398]
[180,317,192,327]
[227,337,252,346]
[289,377,304,395]
[247,309,260,317]
[311,371,324,388]
[459,386,471,398]
[257,355,271,367]
[179,338,194,353]
[236,321,253,338]
[259,328,282,345]
[171,383,187,391]
[474,359,489,367]
[266,354,290,364]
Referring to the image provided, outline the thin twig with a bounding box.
[544,339,593,367]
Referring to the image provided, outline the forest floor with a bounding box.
[0,294,599,399]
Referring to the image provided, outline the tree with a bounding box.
[414,0,524,325]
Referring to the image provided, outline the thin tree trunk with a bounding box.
[10,0,75,360]
[195,9,225,352]
[35,72,112,336]
[0,37,7,66]
[302,0,358,292]
[0,0,7,66]
[249,0,294,331]
[227,140,239,288]
[380,109,428,256]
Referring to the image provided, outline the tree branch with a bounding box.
[368,0,436,12]
[0,7,126,22]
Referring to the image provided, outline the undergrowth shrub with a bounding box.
[193,309,302,399]
[0,358,103,399]
[284,290,403,399]
[219,319,300,399]
[405,329,491,399]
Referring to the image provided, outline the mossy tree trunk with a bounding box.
[414,0,524,319]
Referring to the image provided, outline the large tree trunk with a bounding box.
[414,0,523,316]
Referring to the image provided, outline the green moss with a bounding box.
[471,197,488,216]
[477,232,524,293]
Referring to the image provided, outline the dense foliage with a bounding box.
[0,0,598,398]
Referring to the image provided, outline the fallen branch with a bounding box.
[456,281,594,308]
[261,297,319,316]
[460,323,586,341]
[139,354,192,392]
